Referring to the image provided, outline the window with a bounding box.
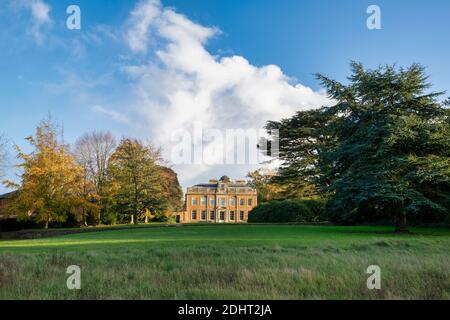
[230,211,235,220]
[192,210,197,220]
[239,198,245,206]
[229,198,235,206]
[201,196,207,205]
[201,210,206,220]
[220,211,225,221]
[210,211,215,220]
[240,211,245,221]
[220,198,226,207]
[192,197,198,205]
[210,197,215,206]
[248,198,253,206]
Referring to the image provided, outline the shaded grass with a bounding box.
[0,225,449,299]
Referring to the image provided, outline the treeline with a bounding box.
[249,62,450,231]
[247,199,325,224]
[3,118,183,228]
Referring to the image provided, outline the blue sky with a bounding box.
[0,0,449,193]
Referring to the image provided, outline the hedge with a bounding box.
[248,199,326,223]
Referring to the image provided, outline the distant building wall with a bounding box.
[178,179,257,224]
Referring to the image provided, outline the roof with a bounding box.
[228,183,249,187]
[0,191,18,199]
[194,184,218,188]
[187,179,256,195]
[193,182,250,188]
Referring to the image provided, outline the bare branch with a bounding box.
[74,131,117,194]
[0,134,9,178]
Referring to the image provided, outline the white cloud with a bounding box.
[123,0,332,187]
[92,105,130,124]
[11,0,52,42]
[126,0,162,53]
[30,0,51,24]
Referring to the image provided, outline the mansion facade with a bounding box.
[178,179,257,223]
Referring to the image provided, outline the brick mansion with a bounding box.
[177,178,257,223]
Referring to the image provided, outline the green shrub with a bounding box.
[152,212,174,223]
[248,199,326,223]
[302,199,327,221]
[101,211,118,225]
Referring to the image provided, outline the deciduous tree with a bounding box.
[108,139,165,224]
[247,168,285,203]
[74,131,116,224]
[5,118,90,228]
[158,166,183,212]
[0,134,7,178]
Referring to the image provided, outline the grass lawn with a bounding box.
[0,224,449,299]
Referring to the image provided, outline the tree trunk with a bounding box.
[44,220,49,229]
[395,211,409,233]
[130,214,134,224]
[83,208,88,227]
[144,215,148,224]
[133,213,138,225]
